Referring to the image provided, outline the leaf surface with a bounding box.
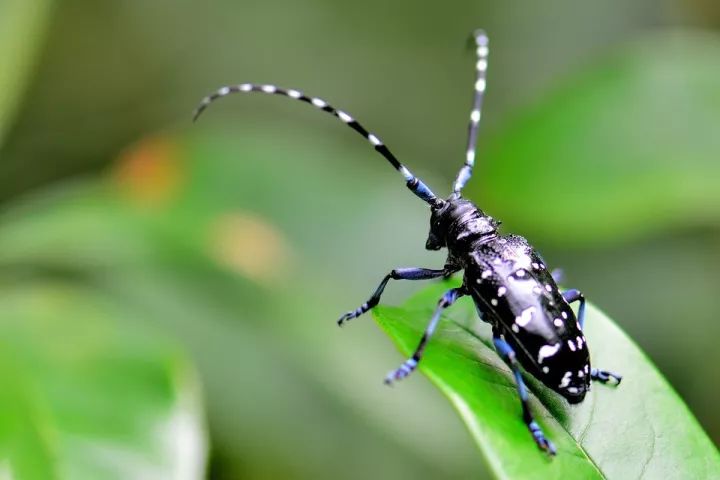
[374,278,720,479]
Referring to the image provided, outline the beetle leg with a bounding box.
[551,268,564,284]
[337,267,454,326]
[493,335,557,456]
[591,368,622,385]
[561,289,586,329]
[384,286,465,384]
[563,291,623,386]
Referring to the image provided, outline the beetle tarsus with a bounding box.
[591,368,622,385]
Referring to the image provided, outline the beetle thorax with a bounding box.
[426,197,498,253]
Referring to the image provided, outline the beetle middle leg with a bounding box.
[562,289,622,385]
[384,286,465,385]
[338,266,457,326]
[493,334,557,456]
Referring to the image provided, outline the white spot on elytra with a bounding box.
[515,307,535,327]
[337,110,353,123]
[562,311,568,319]
[240,83,253,92]
[497,286,507,297]
[537,343,560,363]
[516,255,532,270]
[553,318,563,327]
[368,134,382,146]
[545,284,553,292]
[576,336,584,348]
[516,269,526,277]
[475,78,486,92]
[491,298,498,306]
[512,324,519,333]
[542,366,549,374]
[476,278,482,284]
[578,370,585,378]
[476,59,488,71]
[477,46,489,57]
[287,89,301,98]
[482,270,492,279]
[568,339,576,351]
[584,364,590,374]
[531,262,539,270]
[470,110,481,123]
[567,386,579,394]
[261,85,276,93]
[559,371,572,388]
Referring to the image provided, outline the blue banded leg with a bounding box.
[494,335,557,456]
[561,289,586,329]
[384,287,465,385]
[562,290,623,386]
[338,267,450,326]
[591,368,622,385]
[551,268,564,284]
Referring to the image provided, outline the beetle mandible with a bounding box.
[194,29,622,456]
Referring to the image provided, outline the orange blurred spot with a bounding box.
[114,136,183,207]
[208,212,292,285]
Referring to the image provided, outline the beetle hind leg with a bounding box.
[591,368,622,385]
[493,335,557,456]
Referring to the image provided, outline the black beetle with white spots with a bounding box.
[194,29,622,456]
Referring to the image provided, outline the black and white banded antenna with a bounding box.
[193,83,443,208]
[452,29,489,195]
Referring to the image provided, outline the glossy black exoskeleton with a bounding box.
[194,29,621,456]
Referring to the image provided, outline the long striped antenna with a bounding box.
[193,83,443,208]
[452,29,489,195]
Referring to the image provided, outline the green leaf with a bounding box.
[0,0,53,146]
[470,30,720,246]
[373,278,720,479]
[0,282,207,479]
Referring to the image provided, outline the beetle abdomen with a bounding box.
[466,234,591,402]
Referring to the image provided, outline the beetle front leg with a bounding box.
[384,286,465,384]
[337,266,457,326]
[493,335,557,456]
[562,289,623,385]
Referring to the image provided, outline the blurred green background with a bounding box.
[1,0,719,478]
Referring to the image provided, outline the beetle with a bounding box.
[194,29,621,456]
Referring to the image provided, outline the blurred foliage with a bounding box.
[0,0,52,145]
[0,132,486,478]
[1,1,720,478]
[470,31,720,246]
[0,282,206,479]
[375,280,720,479]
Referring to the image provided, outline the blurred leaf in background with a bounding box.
[0,282,206,479]
[0,0,52,145]
[471,30,720,246]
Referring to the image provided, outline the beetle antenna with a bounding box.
[452,29,489,195]
[193,84,443,208]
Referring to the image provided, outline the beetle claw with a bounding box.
[528,421,556,456]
